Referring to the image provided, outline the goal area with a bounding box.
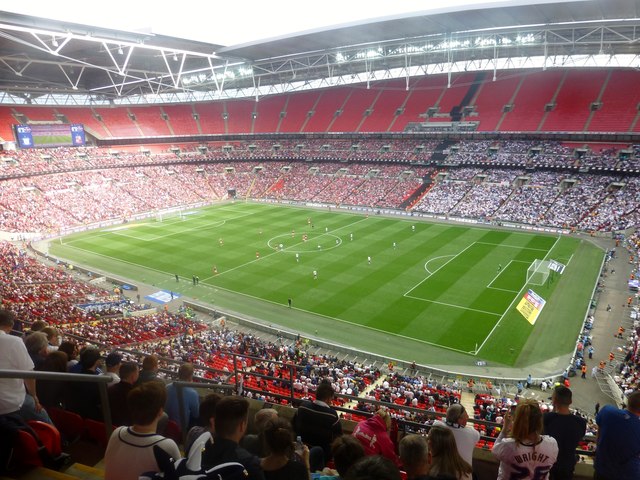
[527,259,550,285]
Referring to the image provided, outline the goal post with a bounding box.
[527,259,550,285]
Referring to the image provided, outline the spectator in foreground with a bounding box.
[432,403,479,470]
[542,385,586,480]
[427,426,472,480]
[594,391,640,480]
[294,379,342,471]
[312,435,365,480]
[202,395,265,480]
[24,331,49,370]
[137,355,160,385]
[343,455,401,480]
[352,409,400,466]
[399,434,429,480]
[164,362,199,430]
[241,407,278,457]
[108,362,139,426]
[102,352,122,385]
[65,346,103,420]
[260,416,309,480]
[41,326,61,352]
[492,399,558,480]
[0,309,45,469]
[104,381,180,480]
[57,340,79,370]
[184,392,221,454]
[36,350,68,409]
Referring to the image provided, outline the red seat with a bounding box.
[48,407,84,443]
[84,418,111,449]
[28,420,62,457]
[164,419,182,445]
[12,430,43,467]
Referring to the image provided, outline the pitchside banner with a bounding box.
[516,289,546,325]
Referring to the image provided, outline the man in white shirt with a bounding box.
[0,309,44,469]
[432,403,480,469]
[0,309,42,416]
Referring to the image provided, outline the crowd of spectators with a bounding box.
[1,141,640,234]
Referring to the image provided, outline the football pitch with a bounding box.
[50,202,604,369]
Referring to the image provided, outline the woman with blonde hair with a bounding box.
[492,399,558,479]
[427,426,472,480]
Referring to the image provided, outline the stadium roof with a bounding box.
[0,0,639,105]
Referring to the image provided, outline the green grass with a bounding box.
[50,202,604,368]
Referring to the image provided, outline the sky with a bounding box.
[1,0,571,47]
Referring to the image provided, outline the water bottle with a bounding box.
[295,435,304,456]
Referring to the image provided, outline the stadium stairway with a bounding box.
[459,391,477,414]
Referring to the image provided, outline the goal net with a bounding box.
[527,259,550,285]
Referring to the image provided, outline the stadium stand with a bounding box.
[253,95,288,133]
[497,70,565,132]
[303,87,351,133]
[129,106,172,137]
[359,79,409,133]
[278,91,320,133]
[541,69,608,132]
[193,102,226,134]
[0,36,639,480]
[161,104,200,135]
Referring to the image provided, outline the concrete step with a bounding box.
[63,463,104,480]
[2,467,81,480]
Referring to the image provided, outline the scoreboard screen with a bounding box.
[14,124,85,148]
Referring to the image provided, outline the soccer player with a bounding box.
[256,251,260,259]
[219,238,223,246]
[175,274,179,282]
[313,270,318,280]
[367,256,371,265]
[350,233,353,241]
[212,265,218,275]
[287,298,292,308]
[411,225,415,232]
[393,242,397,249]
[295,253,300,263]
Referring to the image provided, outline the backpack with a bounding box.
[139,432,248,480]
